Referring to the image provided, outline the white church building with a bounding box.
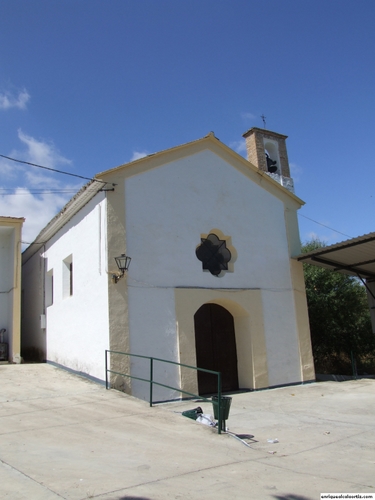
[21,128,315,401]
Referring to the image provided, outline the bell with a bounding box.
[266,153,278,173]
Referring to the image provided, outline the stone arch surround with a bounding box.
[174,288,269,396]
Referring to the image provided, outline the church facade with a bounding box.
[21,129,314,401]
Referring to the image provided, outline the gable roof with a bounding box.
[22,133,304,262]
[96,132,304,207]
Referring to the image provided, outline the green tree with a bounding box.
[302,239,375,373]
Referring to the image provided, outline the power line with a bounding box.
[0,188,79,192]
[0,154,106,184]
[298,213,353,239]
[0,190,79,195]
[1,154,354,241]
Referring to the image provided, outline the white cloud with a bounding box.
[0,156,18,179]
[0,159,53,190]
[241,112,256,121]
[306,231,329,243]
[130,151,148,161]
[1,130,72,186]
[18,129,71,169]
[289,162,303,183]
[302,230,346,246]
[0,89,30,110]
[229,139,247,157]
[24,170,68,188]
[0,188,73,246]
[0,131,78,246]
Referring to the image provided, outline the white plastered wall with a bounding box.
[1,220,23,363]
[125,150,294,289]
[127,286,180,402]
[0,229,13,349]
[23,194,109,380]
[0,227,14,341]
[122,149,310,400]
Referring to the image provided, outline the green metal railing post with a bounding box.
[217,372,222,434]
[149,357,154,407]
[351,350,358,380]
[105,350,108,390]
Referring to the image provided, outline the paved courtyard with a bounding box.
[0,363,374,499]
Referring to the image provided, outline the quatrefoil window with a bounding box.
[196,233,231,276]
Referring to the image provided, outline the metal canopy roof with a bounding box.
[295,232,375,280]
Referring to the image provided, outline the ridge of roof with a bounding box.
[95,132,304,205]
[95,133,217,177]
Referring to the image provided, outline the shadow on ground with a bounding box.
[273,495,314,500]
[118,496,152,500]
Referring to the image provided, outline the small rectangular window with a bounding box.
[63,255,73,298]
[69,262,73,296]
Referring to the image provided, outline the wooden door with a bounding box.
[194,303,239,395]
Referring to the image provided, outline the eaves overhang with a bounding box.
[22,180,104,264]
[295,232,375,280]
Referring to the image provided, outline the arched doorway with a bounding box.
[194,303,239,395]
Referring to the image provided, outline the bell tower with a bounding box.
[242,127,294,193]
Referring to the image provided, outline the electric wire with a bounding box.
[1,155,355,244]
[298,213,353,239]
[0,189,79,195]
[1,156,355,238]
[0,153,106,184]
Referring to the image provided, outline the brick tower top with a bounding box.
[242,127,293,193]
[242,127,291,178]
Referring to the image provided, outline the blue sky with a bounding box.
[1,0,374,247]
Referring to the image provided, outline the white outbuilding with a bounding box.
[21,128,315,401]
[0,216,24,364]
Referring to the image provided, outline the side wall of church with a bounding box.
[22,193,110,381]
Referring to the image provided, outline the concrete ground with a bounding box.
[0,364,374,500]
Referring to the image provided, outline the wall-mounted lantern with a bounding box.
[112,254,131,283]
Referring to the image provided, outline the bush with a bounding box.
[302,240,375,374]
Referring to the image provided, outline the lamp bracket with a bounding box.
[111,271,124,284]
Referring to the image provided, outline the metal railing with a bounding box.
[105,349,224,434]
